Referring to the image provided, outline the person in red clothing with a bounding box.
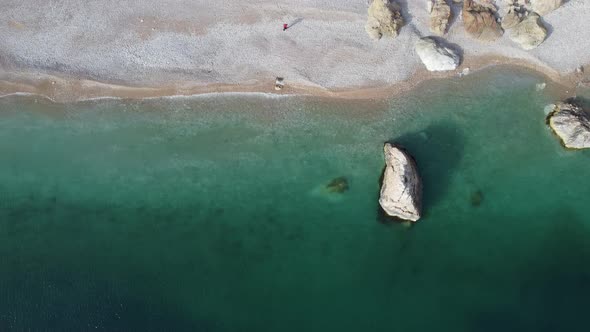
[283,23,288,31]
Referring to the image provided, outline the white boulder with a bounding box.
[379,143,422,222]
[415,37,461,71]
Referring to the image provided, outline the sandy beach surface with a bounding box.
[1,0,589,101]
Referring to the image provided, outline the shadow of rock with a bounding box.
[377,122,465,222]
[447,0,463,32]
[538,16,554,39]
[391,122,465,212]
[565,96,590,111]
[396,0,413,25]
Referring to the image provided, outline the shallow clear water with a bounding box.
[1,68,590,331]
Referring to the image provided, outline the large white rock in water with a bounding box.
[365,0,404,40]
[415,37,461,71]
[530,0,562,16]
[547,103,590,149]
[509,13,547,50]
[379,143,422,222]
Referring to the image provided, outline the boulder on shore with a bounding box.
[530,0,562,16]
[500,5,523,30]
[325,176,349,193]
[509,13,547,50]
[365,0,404,40]
[547,102,590,149]
[415,37,461,71]
[379,143,422,222]
[428,0,452,36]
[462,0,504,42]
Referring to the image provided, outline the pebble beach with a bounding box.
[1,0,589,101]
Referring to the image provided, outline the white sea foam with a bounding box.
[146,92,301,101]
[0,92,56,102]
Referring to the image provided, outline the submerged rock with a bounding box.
[365,0,404,40]
[325,176,349,193]
[529,0,562,16]
[379,143,422,222]
[462,0,504,42]
[470,190,484,207]
[509,13,547,50]
[459,67,471,77]
[547,102,590,149]
[415,37,461,71]
[428,0,452,36]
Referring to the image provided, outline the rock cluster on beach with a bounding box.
[365,0,404,40]
[547,102,590,150]
[363,0,567,79]
[379,143,422,222]
[415,37,461,71]
[497,0,554,50]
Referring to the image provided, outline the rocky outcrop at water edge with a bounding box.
[547,102,590,149]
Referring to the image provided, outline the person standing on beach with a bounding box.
[283,23,288,31]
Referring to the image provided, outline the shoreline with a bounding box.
[1,56,587,104]
[2,0,589,104]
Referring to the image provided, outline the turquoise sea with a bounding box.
[1,68,590,331]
